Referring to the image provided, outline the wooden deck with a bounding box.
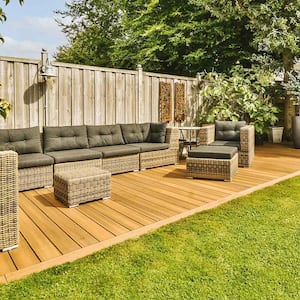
[1,143,300,284]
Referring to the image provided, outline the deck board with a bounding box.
[1,143,300,283]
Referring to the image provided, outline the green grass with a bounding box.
[1,176,300,299]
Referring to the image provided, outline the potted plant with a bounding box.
[282,70,300,148]
[0,98,11,120]
[193,67,279,144]
[0,84,11,120]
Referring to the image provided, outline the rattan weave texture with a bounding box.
[140,127,180,170]
[54,159,102,173]
[198,124,254,168]
[102,154,139,174]
[186,152,238,182]
[0,151,19,251]
[18,165,53,191]
[54,167,111,208]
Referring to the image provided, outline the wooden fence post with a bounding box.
[196,72,202,108]
[137,64,143,123]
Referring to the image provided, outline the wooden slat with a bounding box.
[106,72,116,124]
[0,252,16,276]
[102,200,155,226]
[71,68,83,125]
[19,193,81,254]
[115,72,126,123]
[35,189,115,241]
[8,234,40,269]
[24,190,98,248]
[18,208,61,261]
[83,69,95,125]
[78,204,129,236]
[58,66,72,126]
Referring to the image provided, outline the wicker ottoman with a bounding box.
[54,167,111,207]
[0,151,19,251]
[186,146,238,181]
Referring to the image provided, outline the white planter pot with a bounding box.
[269,127,284,143]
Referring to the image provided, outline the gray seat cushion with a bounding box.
[129,142,169,153]
[188,145,238,159]
[215,121,246,141]
[120,123,150,144]
[46,149,102,163]
[43,125,89,152]
[210,140,241,150]
[87,124,125,147]
[0,126,42,154]
[91,145,140,158]
[18,153,54,169]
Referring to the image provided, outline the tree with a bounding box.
[0,0,24,42]
[193,0,300,135]
[55,0,124,67]
[55,0,255,76]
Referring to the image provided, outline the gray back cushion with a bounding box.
[0,126,42,154]
[87,124,125,147]
[147,122,167,143]
[120,123,150,144]
[215,121,246,141]
[43,125,89,152]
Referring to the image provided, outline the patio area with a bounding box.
[0,143,300,284]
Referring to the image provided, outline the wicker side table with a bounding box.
[186,146,238,182]
[0,151,19,251]
[54,167,111,208]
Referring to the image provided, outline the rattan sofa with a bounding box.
[198,120,255,167]
[0,123,179,191]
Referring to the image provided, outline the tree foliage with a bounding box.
[195,66,279,135]
[0,0,24,42]
[193,0,300,134]
[55,0,255,76]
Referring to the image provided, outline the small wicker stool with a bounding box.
[186,146,238,182]
[54,167,111,208]
[0,151,19,251]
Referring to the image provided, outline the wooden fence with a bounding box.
[0,55,200,130]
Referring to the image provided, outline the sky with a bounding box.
[0,0,68,60]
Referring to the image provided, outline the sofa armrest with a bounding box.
[199,124,215,145]
[240,125,255,152]
[165,127,179,150]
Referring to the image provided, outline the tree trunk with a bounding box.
[283,48,294,140]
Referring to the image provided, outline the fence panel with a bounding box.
[0,56,198,130]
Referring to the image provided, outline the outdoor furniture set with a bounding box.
[0,120,254,251]
[0,122,179,191]
[0,122,179,251]
[186,121,255,181]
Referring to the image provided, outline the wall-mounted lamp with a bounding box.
[40,49,57,80]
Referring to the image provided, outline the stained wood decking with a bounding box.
[1,143,300,284]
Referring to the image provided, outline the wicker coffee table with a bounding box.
[54,167,111,208]
[186,146,238,181]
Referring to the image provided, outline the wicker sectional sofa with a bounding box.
[0,123,179,191]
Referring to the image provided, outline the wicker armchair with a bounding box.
[198,121,255,167]
[0,151,19,251]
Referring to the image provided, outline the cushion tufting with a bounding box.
[0,126,42,154]
[120,123,150,144]
[147,122,167,143]
[43,125,89,152]
[215,121,246,141]
[87,124,125,147]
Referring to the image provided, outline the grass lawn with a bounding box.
[1,176,300,299]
